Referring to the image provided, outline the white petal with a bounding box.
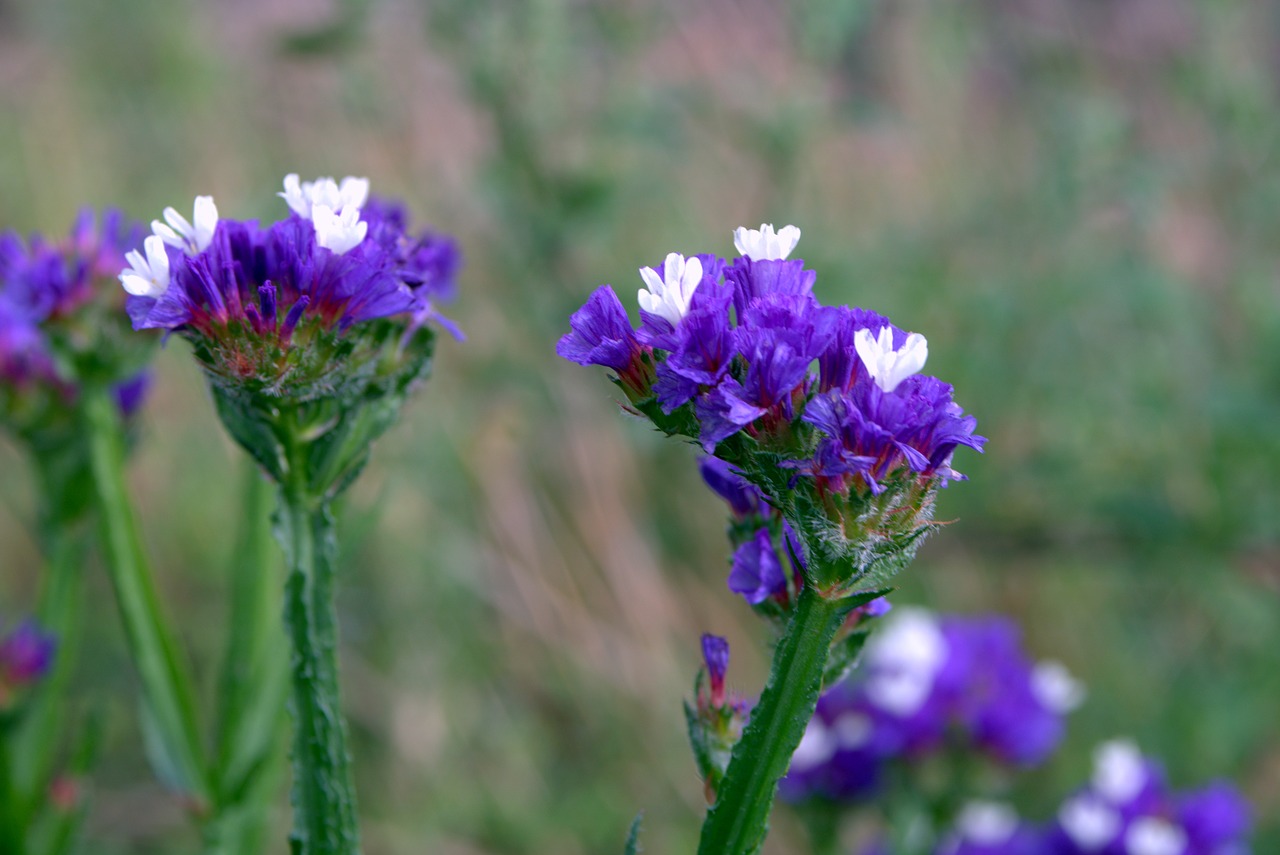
[151,221,185,250]
[162,206,193,235]
[1059,795,1120,849]
[280,173,309,217]
[119,272,157,297]
[192,196,218,250]
[1032,660,1086,712]
[144,235,170,280]
[1092,739,1147,804]
[1126,817,1187,855]
[338,176,369,211]
[788,719,835,772]
[957,801,1018,845]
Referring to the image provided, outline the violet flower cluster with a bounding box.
[122,175,460,400]
[0,617,56,707]
[781,608,1085,803]
[558,224,984,594]
[857,741,1253,855]
[0,209,151,426]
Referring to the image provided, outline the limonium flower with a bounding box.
[1047,739,1252,855]
[687,633,750,801]
[558,224,984,595]
[0,617,56,705]
[780,609,1084,803]
[0,209,152,433]
[123,174,461,402]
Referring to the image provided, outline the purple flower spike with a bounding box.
[701,633,730,705]
[728,528,788,605]
[0,618,56,689]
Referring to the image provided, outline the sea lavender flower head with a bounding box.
[558,223,983,599]
[0,618,56,707]
[123,175,462,494]
[780,609,1082,805]
[1,209,155,453]
[1049,739,1252,855]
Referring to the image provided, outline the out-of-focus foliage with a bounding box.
[0,0,1276,853]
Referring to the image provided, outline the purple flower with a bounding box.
[699,456,764,518]
[0,618,56,693]
[724,256,816,320]
[1049,740,1252,855]
[0,210,151,417]
[780,609,1084,805]
[555,284,650,395]
[938,802,1048,855]
[727,528,788,605]
[701,633,730,706]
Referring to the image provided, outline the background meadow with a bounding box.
[0,0,1277,852]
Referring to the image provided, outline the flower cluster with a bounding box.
[856,742,1254,855]
[0,617,56,707]
[558,224,983,594]
[781,609,1085,802]
[0,209,151,429]
[122,174,461,399]
[1046,740,1252,855]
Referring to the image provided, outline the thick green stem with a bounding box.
[83,388,208,804]
[276,486,360,855]
[697,586,847,855]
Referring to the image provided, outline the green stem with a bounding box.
[11,528,88,819]
[0,727,26,855]
[697,586,847,855]
[82,388,208,804]
[204,461,289,855]
[276,485,360,855]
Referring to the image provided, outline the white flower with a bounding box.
[1125,817,1187,855]
[863,607,946,716]
[956,801,1019,845]
[151,195,218,255]
[732,223,801,261]
[854,325,929,393]
[1058,795,1120,850]
[1032,660,1086,712]
[831,712,872,749]
[279,173,370,219]
[312,204,368,255]
[637,252,703,326]
[1093,739,1147,804]
[119,235,171,298]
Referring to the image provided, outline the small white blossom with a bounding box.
[312,204,368,255]
[1059,795,1120,850]
[864,608,946,716]
[1093,739,1147,804]
[119,235,171,298]
[732,223,801,261]
[1032,660,1086,713]
[1126,817,1188,855]
[832,712,872,749]
[788,718,836,772]
[152,195,218,255]
[637,252,702,326]
[854,326,929,393]
[279,173,370,219]
[956,801,1019,845]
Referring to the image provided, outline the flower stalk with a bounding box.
[696,585,853,855]
[82,386,208,805]
[276,447,360,855]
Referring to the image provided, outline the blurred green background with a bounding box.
[1,0,1278,852]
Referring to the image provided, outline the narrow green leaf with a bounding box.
[623,812,644,855]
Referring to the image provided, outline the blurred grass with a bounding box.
[0,0,1278,852]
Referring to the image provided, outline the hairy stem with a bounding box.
[697,585,847,855]
[276,484,360,855]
